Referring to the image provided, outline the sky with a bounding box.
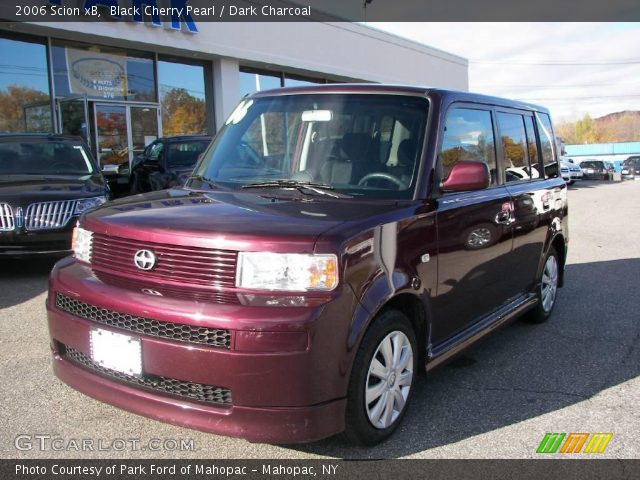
[370,22,640,122]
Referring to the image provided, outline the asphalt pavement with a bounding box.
[1,179,638,459]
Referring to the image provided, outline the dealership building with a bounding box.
[0,12,468,170]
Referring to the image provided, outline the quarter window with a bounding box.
[536,112,558,178]
[441,108,497,185]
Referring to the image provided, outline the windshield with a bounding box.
[189,94,429,199]
[167,141,210,168]
[0,140,94,175]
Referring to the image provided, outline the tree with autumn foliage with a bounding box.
[0,85,50,132]
[556,111,640,144]
[160,88,207,136]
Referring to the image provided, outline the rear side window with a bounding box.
[536,112,558,178]
[441,108,497,185]
[497,112,530,182]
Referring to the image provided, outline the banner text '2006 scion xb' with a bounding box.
[47,85,567,445]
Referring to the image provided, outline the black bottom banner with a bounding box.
[3,459,640,480]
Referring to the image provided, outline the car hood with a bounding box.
[82,188,403,252]
[0,174,107,207]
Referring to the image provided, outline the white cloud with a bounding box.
[369,22,640,121]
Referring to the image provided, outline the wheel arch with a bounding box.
[349,283,430,375]
[549,233,567,287]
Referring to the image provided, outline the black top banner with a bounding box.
[0,0,639,23]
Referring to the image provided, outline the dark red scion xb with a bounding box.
[47,85,568,445]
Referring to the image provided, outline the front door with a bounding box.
[95,104,129,169]
[94,104,159,169]
[130,106,159,159]
[57,96,89,146]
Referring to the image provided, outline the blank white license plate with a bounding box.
[90,328,142,376]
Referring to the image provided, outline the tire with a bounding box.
[526,246,560,324]
[344,310,418,445]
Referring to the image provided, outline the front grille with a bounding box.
[93,271,241,304]
[25,200,75,231]
[91,234,238,288]
[62,345,232,405]
[0,203,14,231]
[55,293,231,349]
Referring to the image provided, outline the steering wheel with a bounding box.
[358,172,408,190]
[238,141,264,167]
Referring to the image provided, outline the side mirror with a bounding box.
[441,161,490,192]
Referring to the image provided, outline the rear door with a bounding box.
[432,105,515,343]
[498,109,556,298]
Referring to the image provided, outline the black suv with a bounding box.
[580,159,615,180]
[0,134,109,255]
[621,156,640,180]
[129,136,211,194]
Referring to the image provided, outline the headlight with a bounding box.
[72,226,93,263]
[74,196,107,215]
[236,252,338,291]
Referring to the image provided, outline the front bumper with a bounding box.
[0,225,74,255]
[47,259,355,443]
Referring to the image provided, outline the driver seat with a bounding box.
[319,133,370,185]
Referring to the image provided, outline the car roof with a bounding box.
[247,83,550,114]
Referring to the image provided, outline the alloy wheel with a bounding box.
[365,331,414,429]
[541,254,559,313]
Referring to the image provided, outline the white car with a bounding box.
[560,160,582,184]
[506,166,541,181]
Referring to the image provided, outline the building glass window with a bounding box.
[51,40,155,102]
[158,59,207,136]
[284,75,324,88]
[0,34,52,133]
[240,69,282,97]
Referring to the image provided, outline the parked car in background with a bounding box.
[560,160,583,184]
[47,86,567,445]
[0,134,109,255]
[505,165,540,182]
[129,136,211,194]
[621,156,640,180]
[580,159,615,180]
[559,161,571,184]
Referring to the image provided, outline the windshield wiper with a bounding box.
[186,174,220,190]
[241,179,351,198]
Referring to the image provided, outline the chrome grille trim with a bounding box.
[62,345,232,405]
[25,200,76,231]
[0,203,14,231]
[91,233,238,288]
[55,293,232,348]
